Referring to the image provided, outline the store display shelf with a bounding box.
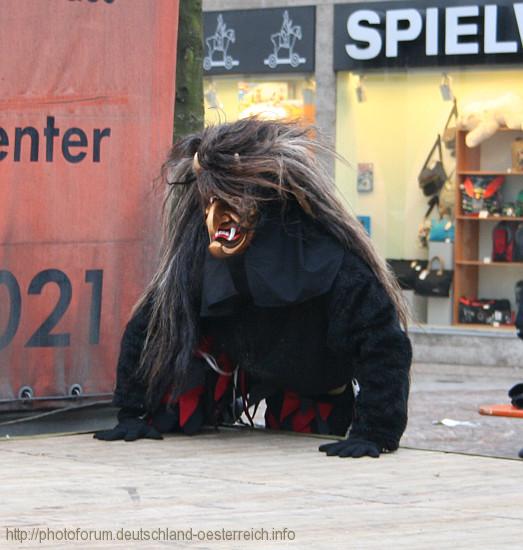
[456,215,523,222]
[452,129,523,325]
[456,260,523,267]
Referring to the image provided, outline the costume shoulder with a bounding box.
[112,302,151,413]
[328,250,398,331]
[327,250,412,451]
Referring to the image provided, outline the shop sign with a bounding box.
[334,1,523,70]
[203,7,315,75]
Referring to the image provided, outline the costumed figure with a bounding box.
[94,119,412,458]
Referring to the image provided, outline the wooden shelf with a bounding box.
[456,260,523,267]
[456,215,523,222]
[493,127,523,133]
[453,323,516,330]
[457,170,519,176]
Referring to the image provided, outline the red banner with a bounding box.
[0,0,179,407]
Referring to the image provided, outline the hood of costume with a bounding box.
[200,204,345,317]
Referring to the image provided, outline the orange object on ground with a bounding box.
[479,404,523,418]
[0,1,179,407]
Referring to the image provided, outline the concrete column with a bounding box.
[312,3,335,176]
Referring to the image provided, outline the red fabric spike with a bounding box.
[317,402,334,422]
[291,408,315,433]
[217,352,233,373]
[265,409,280,430]
[214,373,231,402]
[463,177,475,198]
[160,385,175,405]
[195,335,213,357]
[280,391,301,422]
[179,385,205,427]
[483,176,504,199]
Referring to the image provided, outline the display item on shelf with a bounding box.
[461,175,504,215]
[442,99,458,157]
[514,224,523,261]
[429,218,454,243]
[492,221,516,262]
[414,256,453,298]
[511,137,523,173]
[438,177,456,218]
[418,135,447,198]
[458,92,523,148]
[386,259,428,291]
[458,297,512,326]
[502,202,516,216]
[516,190,523,217]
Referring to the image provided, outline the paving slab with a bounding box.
[0,429,522,550]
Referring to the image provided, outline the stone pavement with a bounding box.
[403,362,523,459]
[1,430,522,550]
[1,361,523,549]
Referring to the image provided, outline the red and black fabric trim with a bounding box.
[264,390,349,436]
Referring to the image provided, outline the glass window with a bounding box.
[335,68,523,326]
[204,74,316,125]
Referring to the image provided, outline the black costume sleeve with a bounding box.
[327,253,412,451]
[516,303,523,339]
[112,302,151,415]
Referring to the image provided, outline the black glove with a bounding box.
[319,437,380,458]
[508,383,523,409]
[93,413,163,442]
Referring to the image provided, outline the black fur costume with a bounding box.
[104,205,412,456]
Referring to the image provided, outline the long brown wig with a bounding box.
[134,118,409,407]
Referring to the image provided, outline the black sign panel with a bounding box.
[203,7,315,75]
[334,0,523,70]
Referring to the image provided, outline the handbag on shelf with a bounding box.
[414,256,453,298]
[418,135,447,198]
[387,259,428,291]
[429,218,455,242]
[461,175,504,215]
[458,297,512,325]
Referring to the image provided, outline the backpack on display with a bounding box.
[514,223,523,261]
[492,221,514,262]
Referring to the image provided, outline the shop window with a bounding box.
[336,68,523,327]
[203,75,315,125]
